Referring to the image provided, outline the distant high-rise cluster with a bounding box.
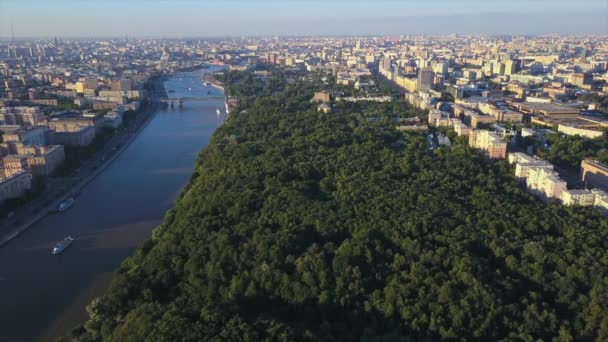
[0,34,607,212]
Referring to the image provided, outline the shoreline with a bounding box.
[0,77,168,248]
[203,72,225,91]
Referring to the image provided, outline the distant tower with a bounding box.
[417,67,434,93]
[10,20,15,42]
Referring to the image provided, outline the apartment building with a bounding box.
[1,126,48,146]
[526,167,567,203]
[581,159,608,191]
[561,189,596,206]
[3,145,65,177]
[0,107,45,126]
[469,129,507,159]
[508,152,554,180]
[452,119,471,137]
[428,109,451,127]
[463,111,497,128]
[0,169,32,201]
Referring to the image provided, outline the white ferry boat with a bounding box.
[52,236,74,255]
[216,109,221,116]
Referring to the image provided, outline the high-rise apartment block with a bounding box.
[505,59,521,75]
[417,67,434,93]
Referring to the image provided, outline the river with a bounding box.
[0,68,225,341]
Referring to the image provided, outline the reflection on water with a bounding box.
[0,68,224,342]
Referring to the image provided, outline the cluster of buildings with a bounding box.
[2,35,607,211]
[373,35,608,139]
[0,38,151,202]
[212,35,608,215]
[0,123,64,201]
[373,35,608,213]
[0,101,140,202]
[509,153,608,212]
[424,107,508,159]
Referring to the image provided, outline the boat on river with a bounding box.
[52,236,74,255]
[57,198,74,212]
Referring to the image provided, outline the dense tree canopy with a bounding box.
[537,133,608,170]
[75,69,608,341]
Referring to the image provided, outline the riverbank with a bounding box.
[202,71,237,114]
[0,77,168,248]
[203,72,225,90]
[0,69,225,342]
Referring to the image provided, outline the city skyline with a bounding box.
[1,4,608,339]
[1,0,607,37]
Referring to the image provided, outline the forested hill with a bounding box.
[75,69,608,341]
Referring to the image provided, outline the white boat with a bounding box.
[52,236,74,255]
[216,109,221,116]
[58,197,74,212]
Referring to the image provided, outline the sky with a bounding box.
[0,0,607,37]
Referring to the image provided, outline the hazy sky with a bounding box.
[0,0,607,37]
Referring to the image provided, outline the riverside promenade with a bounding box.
[0,77,168,247]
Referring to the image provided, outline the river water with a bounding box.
[0,69,225,341]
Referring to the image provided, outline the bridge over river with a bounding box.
[154,96,225,108]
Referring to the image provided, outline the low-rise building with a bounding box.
[317,103,332,114]
[557,124,604,139]
[521,128,536,138]
[312,91,331,103]
[511,102,579,118]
